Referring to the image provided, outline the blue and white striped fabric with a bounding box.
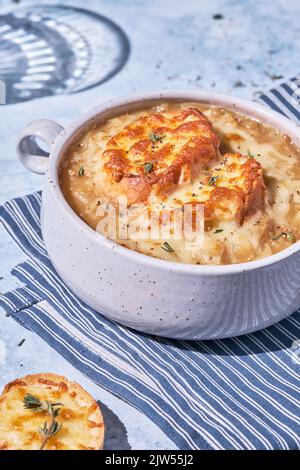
[258,74,300,122]
[1,81,300,450]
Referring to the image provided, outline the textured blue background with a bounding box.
[0,0,299,449]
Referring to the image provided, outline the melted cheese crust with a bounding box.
[60,102,300,265]
[0,373,104,450]
[101,108,219,204]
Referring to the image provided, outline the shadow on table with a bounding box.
[142,310,300,358]
[99,401,131,450]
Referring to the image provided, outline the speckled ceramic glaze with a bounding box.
[16,91,300,339]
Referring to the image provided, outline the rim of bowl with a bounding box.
[49,89,300,276]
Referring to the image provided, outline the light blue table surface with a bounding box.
[0,0,299,450]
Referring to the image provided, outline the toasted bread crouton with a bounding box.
[203,153,266,225]
[101,107,220,204]
[0,373,104,450]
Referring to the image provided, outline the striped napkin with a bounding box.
[1,80,300,450]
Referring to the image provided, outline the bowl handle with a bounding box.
[16,119,64,174]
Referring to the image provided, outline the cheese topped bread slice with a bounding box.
[100,107,220,204]
[0,373,104,450]
[162,151,267,226]
[97,108,266,226]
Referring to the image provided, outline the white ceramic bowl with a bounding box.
[17,91,300,340]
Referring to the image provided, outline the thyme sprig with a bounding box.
[208,175,219,186]
[133,160,155,174]
[23,393,63,450]
[144,161,154,173]
[78,166,85,177]
[23,393,44,411]
[161,241,175,253]
[149,132,165,144]
[272,231,296,243]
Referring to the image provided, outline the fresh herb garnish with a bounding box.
[39,420,61,446]
[214,229,223,234]
[208,175,219,186]
[247,149,255,158]
[149,132,164,151]
[23,394,44,411]
[144,161,154,173]
[133,160,155,173]
[78,166,85,177]
[161,242,175,253]
[285,232,296,242]
[149,132,165,144]
[272,231,296,242]
[23,394,63,450]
